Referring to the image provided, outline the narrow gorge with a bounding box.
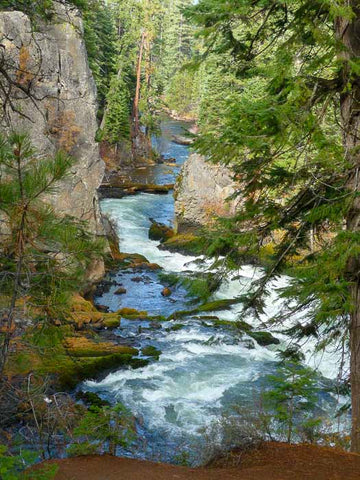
[0,1,360,479]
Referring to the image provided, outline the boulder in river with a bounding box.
[115,287,127,295]
[174,153,240,233]
[161,287,172,297]
[149,219,175,243]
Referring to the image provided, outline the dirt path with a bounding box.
[46,443,360,480]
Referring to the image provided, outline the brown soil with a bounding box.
[45,442,360,480]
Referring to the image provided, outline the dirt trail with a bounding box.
[46,442,360,480]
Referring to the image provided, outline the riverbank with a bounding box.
[42,442,360,480]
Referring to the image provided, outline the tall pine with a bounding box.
[186,0,360,451]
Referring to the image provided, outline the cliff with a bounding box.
[0,1,105,243]
[174,153,239,233]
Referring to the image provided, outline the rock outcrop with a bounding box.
[174,153,239,232]
[0,2,105,241]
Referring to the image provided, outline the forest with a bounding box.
[0,0,360,479]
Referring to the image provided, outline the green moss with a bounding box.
[249,331,280,346]
[142,346,162,360]
[8,325,141,390]
[161,233,206,255]
[166,323,185,332]
[102,314,121,329]
[129,358,149,368]
[149,222,174,242]
[75,391,111,408]
[197,299,237,312]
[122,313,149,320]
[68,346,137,358]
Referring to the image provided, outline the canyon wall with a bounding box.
[0,1,104,237]
[0,1,106,281]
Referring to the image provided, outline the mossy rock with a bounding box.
[249,331,280,346]
[197,299,237,312]
[7,325,141,390]
[118,307,143,316]
[149,220,174,243]
[166,323,185,332]
[168,299,237,320]
[67,294,121,330]
[63,337,138,357]
[102,314,121,329]
[118,308,149,320]
[109,252,150,270]
[161,233,205,255]
[142,346,162,360]
[75,391,111,408]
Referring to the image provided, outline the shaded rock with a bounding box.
[135,262,161,271]
[166,323,185,332]
[149,322,162,330]
[115,287,127,295]
[149,219,174,243]
[76,391,110,408]
[250,331,280,347]
[141,346,162,360]
[242,338,256,350]
[131,277,143,283]
[160,233,204,255]
[172,134,194,145]
[97,304,109,313]
[99,182,174,199]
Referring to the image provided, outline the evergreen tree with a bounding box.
[102,75,131,144]
[263,361,321,444]
[186,0,360,451]
[0,132,104,375]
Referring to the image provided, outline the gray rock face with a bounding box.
[174,153,239,232]
[0,1,104,238]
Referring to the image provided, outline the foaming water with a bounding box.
[87,119,347,463]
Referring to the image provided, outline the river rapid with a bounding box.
[85,119,347,464]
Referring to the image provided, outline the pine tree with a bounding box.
[0,132,104,375]
[103,75,131,144]
[186,0,360,452]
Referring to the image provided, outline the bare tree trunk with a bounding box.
[336,2,360,453]
[132,31,146,141]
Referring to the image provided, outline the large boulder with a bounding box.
[174,154,240,232]
[0,2,105,271]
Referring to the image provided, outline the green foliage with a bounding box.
[141,345,161,359]
[69,403,136,456]
[0,0,54,19]
[184,0,355,362]
[82,1,117,109]
[263,361,322,443]
[0,445,58,480]
[0,132,105,372]
[164,69,199,118]
[0,0,89,19]
[102,75,131,144]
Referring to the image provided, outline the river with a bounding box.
[85,119,347,464]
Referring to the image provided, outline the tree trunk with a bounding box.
[132,31,146,140]
[336,2,360,453]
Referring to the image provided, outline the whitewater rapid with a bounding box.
[85,119,346,463]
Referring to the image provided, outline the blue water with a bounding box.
[85,119,347,464]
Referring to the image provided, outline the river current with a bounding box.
[85,119,347,464]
